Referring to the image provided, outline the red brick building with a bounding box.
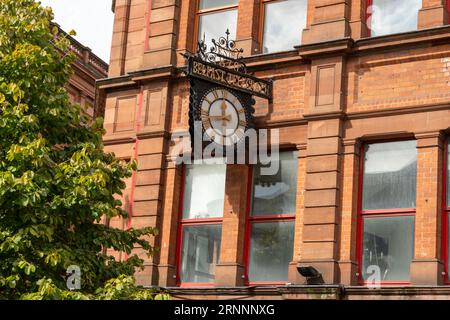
[97,0,450,299]
[56,24,109,117]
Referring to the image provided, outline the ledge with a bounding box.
[166,285,343,299]
[353,24,450,54]
[162,285,450,299]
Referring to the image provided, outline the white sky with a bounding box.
[38,0,114,63]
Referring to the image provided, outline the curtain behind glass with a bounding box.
[182,163,226,219]
[248,221,294,282]
[362,216,414,281]
[362,140,417,210]
[251,151,298,216]
[180,224,222,283]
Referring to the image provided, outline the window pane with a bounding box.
[251,151,298,216]
[182,163,226,219]
[198,9,237,52]
[263,0,308,53]
[362,141,417,210]
[180,225,222,283]
[248,221,294,282]
[199,0,237,10]
[362,216,414,281]
[370,0,421,36]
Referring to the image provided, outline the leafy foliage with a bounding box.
[0,0,165,299]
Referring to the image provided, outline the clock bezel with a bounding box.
[200,87,249,146]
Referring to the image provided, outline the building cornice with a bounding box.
[96,25,450,102]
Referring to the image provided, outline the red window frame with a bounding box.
[175,164,224,288]
[243,155,297,286]
[365,0,373,37]
[447,0,450,24]
[443,140,450,284]
[356,139,416,286]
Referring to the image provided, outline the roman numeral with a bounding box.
[202,118,211,129]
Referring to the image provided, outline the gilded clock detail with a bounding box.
[199,88,248,146]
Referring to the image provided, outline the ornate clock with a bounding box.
[198,87,250,147]
[184,30,272,155]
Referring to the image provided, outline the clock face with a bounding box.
[199,88,248,146]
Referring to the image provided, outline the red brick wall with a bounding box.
[97,0,450,293]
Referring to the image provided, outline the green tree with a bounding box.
[0,0,165,299]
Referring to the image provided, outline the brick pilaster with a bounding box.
[288,144,307,284]
[302,0,351,44]
[410,132,445,285]
[215,165,250,286]
[349,0,370,39]
[296,118,343,284]
[338,139,360,285]
[109,0,131,76]
[156,156,181,287]
[418,0,449,30]
[143,0,180,68]
[235,0,261,56]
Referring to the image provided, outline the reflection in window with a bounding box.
[262,0,308,53]
[197,1,238,52]
[248,221,294,282]
[251,151,299,216]
[182,162,226,219]
[362,140,417,210]
[179,161,226,284]
[180,225,222,283]
[247,151,297,283]
[199,0,237,10]
[362,216,414,281]
[369,0,421,36]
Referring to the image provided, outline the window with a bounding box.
[359,140,417,283]
[246,151,298,283]
[178,161,226,284]
[262,0,308,54]
[197,0,238,51]
[367,0,422,37]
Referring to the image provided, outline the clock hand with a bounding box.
[220,99,228,126]
[208,115,231,121]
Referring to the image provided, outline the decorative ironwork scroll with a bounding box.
[197,29,246,73]
[183,30,273,100]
